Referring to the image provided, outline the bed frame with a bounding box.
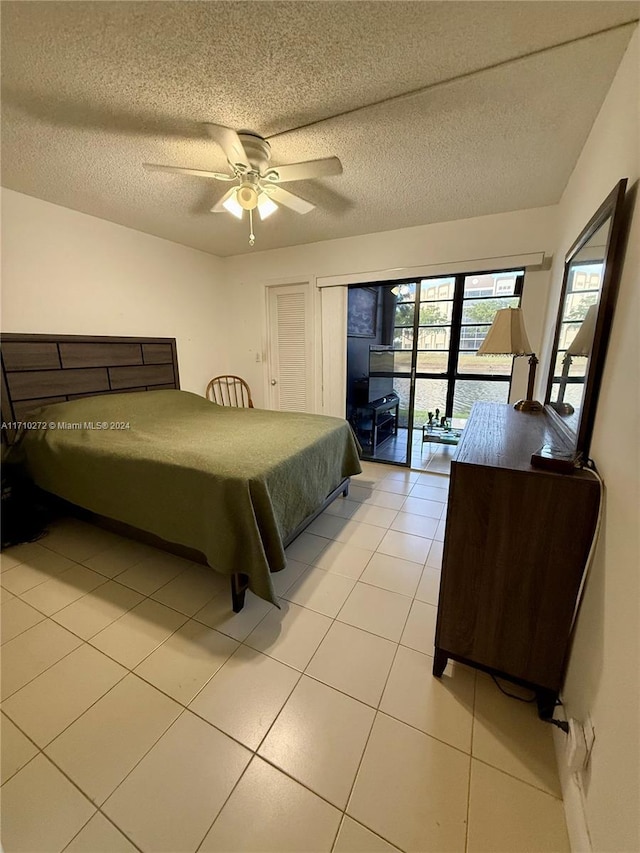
[1,333,350,611]
[1,333,180,433]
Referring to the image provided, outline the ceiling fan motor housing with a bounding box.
[237,132,272,171]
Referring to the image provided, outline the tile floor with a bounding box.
[0,461,569,853]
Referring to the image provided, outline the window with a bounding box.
[555,263,601,351]
[390,269,524,428]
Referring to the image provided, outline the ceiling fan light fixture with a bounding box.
[237,182,259,210]
[222,191,244,219]
[257,193,278,220]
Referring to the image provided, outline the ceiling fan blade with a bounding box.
[263,185,315,215]
[210,187,238,213]
[143,163,235,181]
[203,123,249,169]
[265,157,342,184]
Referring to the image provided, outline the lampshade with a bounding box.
[477,308,533,356]
[222,191,244,219]
[566,303,598,357]
[257,193,278,220]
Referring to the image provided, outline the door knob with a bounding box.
[271,379,277,385]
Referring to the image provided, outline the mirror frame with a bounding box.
[545,178,628,460]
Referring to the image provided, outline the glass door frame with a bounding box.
[350,267,524,468]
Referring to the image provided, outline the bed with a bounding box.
[1,333,361,609]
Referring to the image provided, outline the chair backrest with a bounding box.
[206,375,254,408]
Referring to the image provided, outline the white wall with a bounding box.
[1,190,228,394]
[540,31,639,853]
[225,205,558,409]
[0,172,558,411]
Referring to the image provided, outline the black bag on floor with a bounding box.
[1,462,49,549]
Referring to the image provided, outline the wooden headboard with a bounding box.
[1,334,180,428]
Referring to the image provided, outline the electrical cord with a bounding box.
[490,674,536,703]
[537,461,603,737]
[490,676,570,732]
[489,460,602,734]
[571,460,604,632]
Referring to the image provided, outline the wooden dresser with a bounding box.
[433,402,600,716]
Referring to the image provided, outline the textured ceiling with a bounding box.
[1,1,638,256]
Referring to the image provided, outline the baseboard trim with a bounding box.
[552,710,592,853]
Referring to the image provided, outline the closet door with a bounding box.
[266,282,314,412]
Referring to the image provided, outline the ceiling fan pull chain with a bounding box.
[248,209,255,247]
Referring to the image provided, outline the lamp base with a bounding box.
[549,401,575,416]
[514,399,543,413]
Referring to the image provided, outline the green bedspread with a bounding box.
[18,390,361,604]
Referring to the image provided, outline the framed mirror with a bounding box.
[545,178,628,459]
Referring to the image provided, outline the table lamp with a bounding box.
[566,303,598,360]
[477,307,542,412]
[555,303,598,414]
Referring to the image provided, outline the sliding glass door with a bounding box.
[346,268,524,468]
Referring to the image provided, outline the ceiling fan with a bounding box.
[143,123,342,246]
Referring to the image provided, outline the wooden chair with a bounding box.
[206,375,254,408]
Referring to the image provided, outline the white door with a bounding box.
[266,282,314,411]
